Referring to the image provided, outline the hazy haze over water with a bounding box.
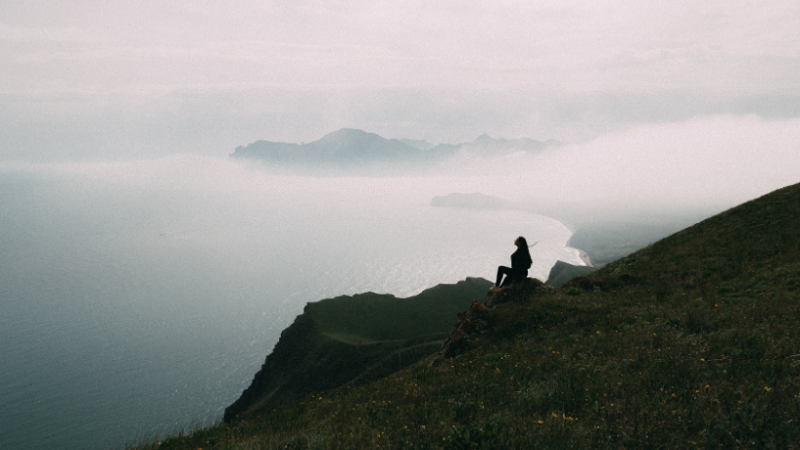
[1,142,797,448]
[1,157,589,449]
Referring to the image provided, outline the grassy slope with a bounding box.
[140,182,800,450]
[223,278,492,422]
[312,278,496,343]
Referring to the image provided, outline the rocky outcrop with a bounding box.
[432,278,555,363]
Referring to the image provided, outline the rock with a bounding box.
[432,278,554,363]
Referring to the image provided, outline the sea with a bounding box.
[0,156,585,450]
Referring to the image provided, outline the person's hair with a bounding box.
[517,236,532,264]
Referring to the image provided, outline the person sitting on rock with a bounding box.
[495,236,534,288]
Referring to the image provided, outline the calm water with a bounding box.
[0,157,584,450]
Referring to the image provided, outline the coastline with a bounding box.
[574,248,593,267]
[545,213,592,267]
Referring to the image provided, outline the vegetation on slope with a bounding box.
[310,279,495,343]
[136,182,799,450]
[224,278,492,422]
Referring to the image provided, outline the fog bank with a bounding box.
[434,115,800,211]
[3,115,797,218]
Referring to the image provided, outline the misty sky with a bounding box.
[1,0,799,161]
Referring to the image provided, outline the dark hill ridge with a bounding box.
[224,277,492,422]
[153,182,800,449]
[230,129,558,165]
[545,260,597,287]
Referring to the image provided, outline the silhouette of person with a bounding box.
[495,236,534,287]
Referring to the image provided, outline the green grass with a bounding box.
[132,182,800,450]
[223,278,492,422]
[311,278,494,342]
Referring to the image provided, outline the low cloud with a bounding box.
[437,115,800,210]
[3,114,797,220]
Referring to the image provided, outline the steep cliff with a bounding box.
[545,260,597,287]
[224,277,492,422]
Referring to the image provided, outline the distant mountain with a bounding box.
[429,133,558,157]
[230,128,422,165]
[399,138,435,151]
[230,129,559,165]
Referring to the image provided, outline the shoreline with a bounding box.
[543,212,592,267]
[574,247,593,267]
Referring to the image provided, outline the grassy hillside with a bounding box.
[138,182,799,450]
[223,278,492,422]
[311,279,496,343]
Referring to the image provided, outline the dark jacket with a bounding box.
[511,247,532,271]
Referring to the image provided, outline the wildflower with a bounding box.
[765,386,772,392]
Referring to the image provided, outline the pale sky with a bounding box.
[1,0,799,160]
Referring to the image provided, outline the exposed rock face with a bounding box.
[432,278,555,363]
[484,278,555,308]
[431,300,491,362]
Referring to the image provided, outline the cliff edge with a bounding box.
[224,277,492,422]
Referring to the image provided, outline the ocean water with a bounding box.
[0,157,584,450]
